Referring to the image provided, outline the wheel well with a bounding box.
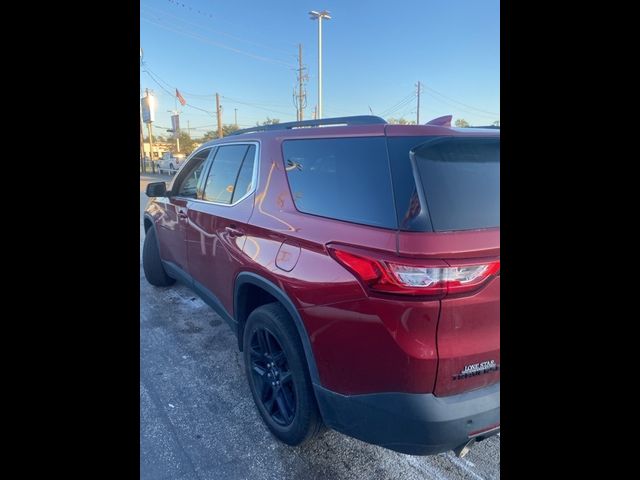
[144,218,153,232]
[233,273,321,385]
[235,283,279,351]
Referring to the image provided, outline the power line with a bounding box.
[142,68,217,117]
[165,0,293,52]
[142,3,294,59]
[384,98,415,118]
[379,93,416,117]
[422,83,499,116]
[141,64,296,121]
[141,16,296,69]
[397,107,415,119]
[221,95,293,117]
[382,91,415,110]
[378,92,415,117]
[420,90,498,120]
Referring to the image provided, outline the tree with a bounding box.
[172,131,194,153]
[202,130,217,142]
[200,124,239,142]
[387,117,416,125]
[257,117,280,126]
[454,118,470,128]
[492,120,500,127]
[222,124,240,136]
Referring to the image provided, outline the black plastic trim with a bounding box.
[234,272,321,385]
[162,260,236,330]
[314,382,500,455]
[143,213,154,232]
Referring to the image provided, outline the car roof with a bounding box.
[198,123,498,148]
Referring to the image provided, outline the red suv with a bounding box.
[143,115,500,457]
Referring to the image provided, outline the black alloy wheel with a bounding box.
[248,327,296,426]
[243,303,322,445]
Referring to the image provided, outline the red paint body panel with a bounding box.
[395,229,499,396]
[146,122,499,399]
[186,195,255,315]
[435,276,500,396]
[155,198,188,270]
[302,298,440,394]
[396,229,500,259]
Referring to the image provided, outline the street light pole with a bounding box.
[309,10,331,119]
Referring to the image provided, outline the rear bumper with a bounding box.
[314,382,500,455]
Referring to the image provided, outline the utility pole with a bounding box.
[145,88,155,173]
[140,108,145,173]
[234,108,238,127]
[296,43,307,121]
[140,47,145,173]
[147,122,155,173]
[416,81,421,124]
[174,95,180,153]
[216,93,223,138]
[309,10,331,119]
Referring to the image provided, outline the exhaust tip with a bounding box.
[453,439,476,458]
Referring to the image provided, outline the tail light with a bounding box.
[329,247,499,297]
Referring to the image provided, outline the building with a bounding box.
[143,141,172,159]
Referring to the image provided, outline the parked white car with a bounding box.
[158,153,186,175]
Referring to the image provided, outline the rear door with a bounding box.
[186,142,259,315]
[388,133,500,397]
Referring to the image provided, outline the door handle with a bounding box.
[225,226,245,237]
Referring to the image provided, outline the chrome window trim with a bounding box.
[174,141,260,207]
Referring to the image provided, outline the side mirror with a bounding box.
[146,181,168,197]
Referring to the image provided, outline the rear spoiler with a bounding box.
[425,115,452,127]
[425,115,500,130]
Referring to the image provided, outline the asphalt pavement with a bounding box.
[139,174,500,480]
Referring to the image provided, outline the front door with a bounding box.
[158,148,213,271]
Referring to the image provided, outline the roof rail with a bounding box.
[229,115,387,136]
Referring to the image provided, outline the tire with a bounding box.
[243,303,322,446]
[142,227,176,287]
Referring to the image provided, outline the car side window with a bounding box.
[203,144,253,204]
[175,149,211,198]
[232,145,256,203]
[282,137,397,228]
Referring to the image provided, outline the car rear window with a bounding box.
[387,136,500,232]
[282,137,397,229]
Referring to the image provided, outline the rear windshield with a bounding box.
[387,136,500,232]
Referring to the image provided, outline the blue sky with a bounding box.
[140,0,500,138]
